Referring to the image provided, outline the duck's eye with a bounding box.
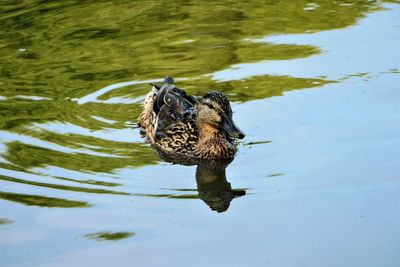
[204,103,214,110]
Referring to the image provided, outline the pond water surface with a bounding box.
[1,1,400,266]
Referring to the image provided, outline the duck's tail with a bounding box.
[149,76,174,90]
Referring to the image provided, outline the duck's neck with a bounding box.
[195,122,235,159]
[197,122,223,144]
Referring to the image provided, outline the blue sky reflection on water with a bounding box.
[213,5,400,81]
[0,2,400,267]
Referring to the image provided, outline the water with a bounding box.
[1,1,400,266]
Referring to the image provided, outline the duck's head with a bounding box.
[197,91,245,140]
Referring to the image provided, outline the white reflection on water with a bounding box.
[76,79,159,105]
[75,78,188,105]
[91,115,117,125]
[31,122,142,143]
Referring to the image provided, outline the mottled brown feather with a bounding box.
[138,83,241,161]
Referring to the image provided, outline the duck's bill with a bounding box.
[222,116,245,139]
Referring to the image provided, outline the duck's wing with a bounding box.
[154,85,198,116]
[149,77,198,141]
[150,77,198,116]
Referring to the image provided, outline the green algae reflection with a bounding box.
[0,0,388,132]
[84,231,135,241]
[0,191,89,208]
[2,140,158,173]
[0,175,128,196]
[0,218,14,225]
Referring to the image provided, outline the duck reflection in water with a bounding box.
[156,150,246,213]
[196,162,245,213]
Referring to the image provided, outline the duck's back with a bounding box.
[139,77,199,155]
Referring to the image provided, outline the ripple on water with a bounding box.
[0,1,399,266]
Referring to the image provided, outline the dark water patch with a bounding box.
[169,194,199,199]
[135,193,199,199]
[244,140,272,146]
[267,173,284,178]
[382,68,400,74]
[137,189,248,201]
[165,188,198,192]
[64,28,120,40]
[0,191,89,208]
[83,231,135,241]
[18,51,39,60]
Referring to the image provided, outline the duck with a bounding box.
[138,77,245,161]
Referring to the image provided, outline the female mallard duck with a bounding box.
[139,77,245,161]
